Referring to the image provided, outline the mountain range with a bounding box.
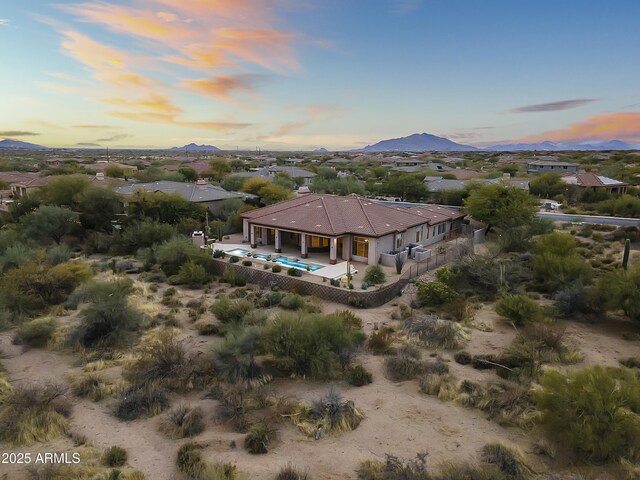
[169,143,221,152]
[0,139,47,150]
[356,133,477,152]
[484,140,638,151]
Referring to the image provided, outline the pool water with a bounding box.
[225,248,323,271]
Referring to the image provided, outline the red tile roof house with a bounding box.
[241,194,465,265]
[561,173,628,194]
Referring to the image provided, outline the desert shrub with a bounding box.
[0,242,37,272]
[114,383,169,421]
[160,404,205,439]
[154,236,209,276]
[357,459,384,480]
[13,317,56,347]
[402,315,470,349]
[454,351,472,365]
[70,373,120,402]
[444,298,475,323]
[272,264,282,273]
[419,373,457,400]
[367,327,394,355]
[221,267,246,286]
[0,373,11,401]
[480,443,532,480]
[264,312,365,379]
[195,321,220,336]
[471,354,499,370]
[177,261,210,288]
[591,264,640,322]
[461,381,537,429]
[495,294,540,326]
[385,344,424,381]
[45,244,72,265]
[347,364,373,386]
[333,309,363,331]
[279,293,305,310]
[66,278,134,309]
[287,267,302,277]
[382,453,430,480]
[210,296,254,324]
[537,366,640,463]
[229,255,239,263]
[214,325,266,385]
[261,290,282,307]
[244,423,277,454]
[435,462,506,480]
[435,266,460,288]
[176,442,206,479]
[552,282,593,318]
[74,296,143,348]
[125,329,193,391]
[275,464,310,480]
[242,260,252,267]
[620,357,640,369]
[291,388,363,437]
[364,265,386,285]
[416,281,457,306]
[102,446,127,467]
[0,383,71,445]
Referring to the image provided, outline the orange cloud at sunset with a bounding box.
[183,74,263,102]
[520,112,640,144]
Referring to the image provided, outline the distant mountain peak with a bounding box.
[0,139,47,150]
[170,143,221,152]
[484,139,638,151]
[356,132,476,152]
[314,147,329,153]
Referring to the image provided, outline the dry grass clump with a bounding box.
[244,422,278,454]
[12,317,57,347]
[69,373,124,402]
[24,446,132,480]
[403,314,470,350]
[357,459,384,480]
[160,404,205,439]
[114,383,169,421]
[620,357,640,369]
[0,372,12,400]
[102,445,127,467]
[290,388,363,438]
[385,344,425,381]
[176,442,239,480]
[347,364,373,387]
[0,383,72,445]
[275,464,310,480]
[124,329,195,391]
[480,442,533,480]
[367,326,394,355]
[434,461,506,480]
[419,373,458,401]
[195,320,221,336]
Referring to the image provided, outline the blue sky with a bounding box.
[1,0,639,149]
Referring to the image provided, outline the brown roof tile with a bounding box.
[242,194,463,237]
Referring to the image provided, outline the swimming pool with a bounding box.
[225,248,324,271]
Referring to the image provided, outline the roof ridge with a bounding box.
[357,196,380,235]
[320,196,337,234]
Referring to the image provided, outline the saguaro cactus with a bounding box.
[622,238,631,270]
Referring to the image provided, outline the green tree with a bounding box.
[221,175,247,192]
[104,164,125,178]
[20,205,79,244]
[258,182,293,205]
[40,175,91,207]
[203,158,231,182]
[529,173,566,199]
[76,186,122,232]
[464,184,538,234]
[127,192,205,224]
[592,264,640,322]
[384,173,428,202]
[178,166,198,182]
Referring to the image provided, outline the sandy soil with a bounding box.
[0,279,638,480]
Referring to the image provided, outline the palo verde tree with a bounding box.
[19,205,79,244]
[464,184,538,234]
[384,173,428,202]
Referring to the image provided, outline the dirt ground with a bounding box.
[1,279,639,480]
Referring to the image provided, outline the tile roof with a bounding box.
[563,173,627,188]
[115,181,255,202]
[242,194,464,238]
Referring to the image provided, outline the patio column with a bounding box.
[329,237,337,265]
[250,224,257,248]
[300,234,308,259]
[275,229,282,253]
[242,219,249,242]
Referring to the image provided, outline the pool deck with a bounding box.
[210,242,357,280]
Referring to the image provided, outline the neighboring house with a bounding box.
[561,173,628,194]
[241,194,464,265]
[527,160,579,173]
[5,172,112,198]
[379,157,425,168]
[424,174,529,192]
[324,157,351,165]
[115,180,255,214]
[268,166,317,184]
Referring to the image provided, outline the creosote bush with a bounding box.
[211,296,254,324]
[537,366,640,463]
[480,443,532,480]
[74,296,143,348]
[402,315,470,350]
[70,373,121,402]
[385,344,424,381]
[13,317,57,347]
[244,423,277,454]
[279,292,306,310]
[416,281,457,306]
[275,464,310,480]
[347,364,373,387]
[495,294,541,326]
[367,327,394,355]
[114,383,169,421]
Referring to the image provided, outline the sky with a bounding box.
[1,0,640,150]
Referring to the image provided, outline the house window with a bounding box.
[310,236,329,248]
[352,236,369,257]
[395,233,403,249]
[434,223,446,235]
[415,225,424,242]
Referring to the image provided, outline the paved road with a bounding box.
[536,211,640,227]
